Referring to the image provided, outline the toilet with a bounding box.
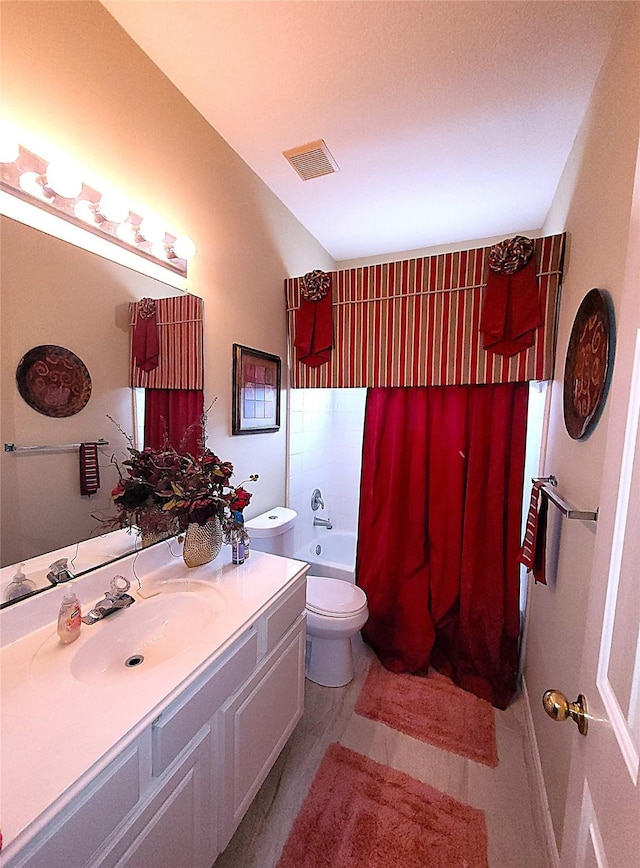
[304,575,368,687]
[245,507,369,688]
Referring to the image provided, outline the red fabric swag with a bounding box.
[294,292,333,367]
[144,389,204,456]
[132,301,160,371]
[356,382,529,709]
[480,258,543,356]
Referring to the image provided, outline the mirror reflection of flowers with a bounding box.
[106,413,258,539]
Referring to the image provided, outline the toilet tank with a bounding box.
[245,507,297,557]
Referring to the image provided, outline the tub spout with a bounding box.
[313,516,333,530]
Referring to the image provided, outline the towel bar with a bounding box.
[4,438,109,455]
[533,476,598,522]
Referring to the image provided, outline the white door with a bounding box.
[559,144,640,867]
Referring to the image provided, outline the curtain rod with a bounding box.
[285,270,562,311]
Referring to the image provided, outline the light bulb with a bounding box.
[138,217,165,243]
[151,241,169,260]
[172,236,196,260]
[73,200,98,223]
[0,138,20,163]
[45,161,83,199]
[116,221,138,244]
[19,171,54,202]
[98,193,129,224]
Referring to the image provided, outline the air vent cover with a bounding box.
[283,139,339,181]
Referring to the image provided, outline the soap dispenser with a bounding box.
[3,564,36,602]
[57,582,82,644]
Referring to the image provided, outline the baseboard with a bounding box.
[521,676,561,868]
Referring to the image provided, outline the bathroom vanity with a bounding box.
[0,541,308,867]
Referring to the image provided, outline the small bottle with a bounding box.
[231,511,245,565]
[242,527,250,559]
[57,583,82,645]
[4,564,36,602]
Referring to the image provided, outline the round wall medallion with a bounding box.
[16,345,92,417]
[563,289,612,440]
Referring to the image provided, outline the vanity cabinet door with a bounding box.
[218,614,306,850]
[95,726,214,868]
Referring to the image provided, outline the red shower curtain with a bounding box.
[356,382,528,709]
[144,389,204,456]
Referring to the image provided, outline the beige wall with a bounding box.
[1,1,334,565]
[525,5,640,849]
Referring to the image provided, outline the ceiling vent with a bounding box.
[283,139,339,181]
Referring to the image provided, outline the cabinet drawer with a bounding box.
[94,727,214,868]
[152,628,257,777]
[263,576,306,654]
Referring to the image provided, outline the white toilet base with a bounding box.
[306,634,356,687]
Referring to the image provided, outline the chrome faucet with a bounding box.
[313,516,333,530]
[47,558,74,584]
[310,488,325,511]
[82,576,135,624]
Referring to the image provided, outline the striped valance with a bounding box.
[285,234,565,388]
[129,293,204,390]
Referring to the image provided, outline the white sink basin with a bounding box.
[140,576,222,597]
[69,592,219,683]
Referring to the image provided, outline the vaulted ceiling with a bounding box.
[101,1,625,262]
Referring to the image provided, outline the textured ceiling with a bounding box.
[100,1,625,262]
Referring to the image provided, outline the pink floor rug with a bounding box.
[355,658,498,767]
[277,743,488,868]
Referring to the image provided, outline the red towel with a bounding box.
[480,258,543,356]
[294,292,333,367]
[79,443,100,496]
[519,481,547,585]
[132,298,159,371]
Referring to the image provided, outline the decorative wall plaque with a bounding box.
[563,289,612,440]
[16,345,92,417]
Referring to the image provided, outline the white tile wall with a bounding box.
[288,388,366,549]
[520,381,549,614]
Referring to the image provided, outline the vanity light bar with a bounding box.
[0,145,195,277]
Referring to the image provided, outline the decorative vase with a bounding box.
[139,515,181,548]
[183,516,224,568]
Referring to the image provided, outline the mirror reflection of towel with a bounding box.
[294,292,333,367]
[79,443,100,496]
[480,258,542,356]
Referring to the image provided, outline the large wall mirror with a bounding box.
[0,215,182,604]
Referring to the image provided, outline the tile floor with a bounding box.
[214,640,549,868]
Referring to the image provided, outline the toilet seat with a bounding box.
[306,576,367,618]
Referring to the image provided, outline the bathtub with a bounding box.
[294,531,357,583]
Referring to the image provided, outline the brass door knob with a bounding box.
[543,690,588,735]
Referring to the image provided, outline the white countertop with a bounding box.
[0,544,307,855]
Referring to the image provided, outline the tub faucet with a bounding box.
[82,576,135,624]
[313,516,333,530]
[47,558,74,584]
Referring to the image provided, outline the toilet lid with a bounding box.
[306,576,367,617]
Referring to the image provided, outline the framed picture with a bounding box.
[232,344,281,434]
